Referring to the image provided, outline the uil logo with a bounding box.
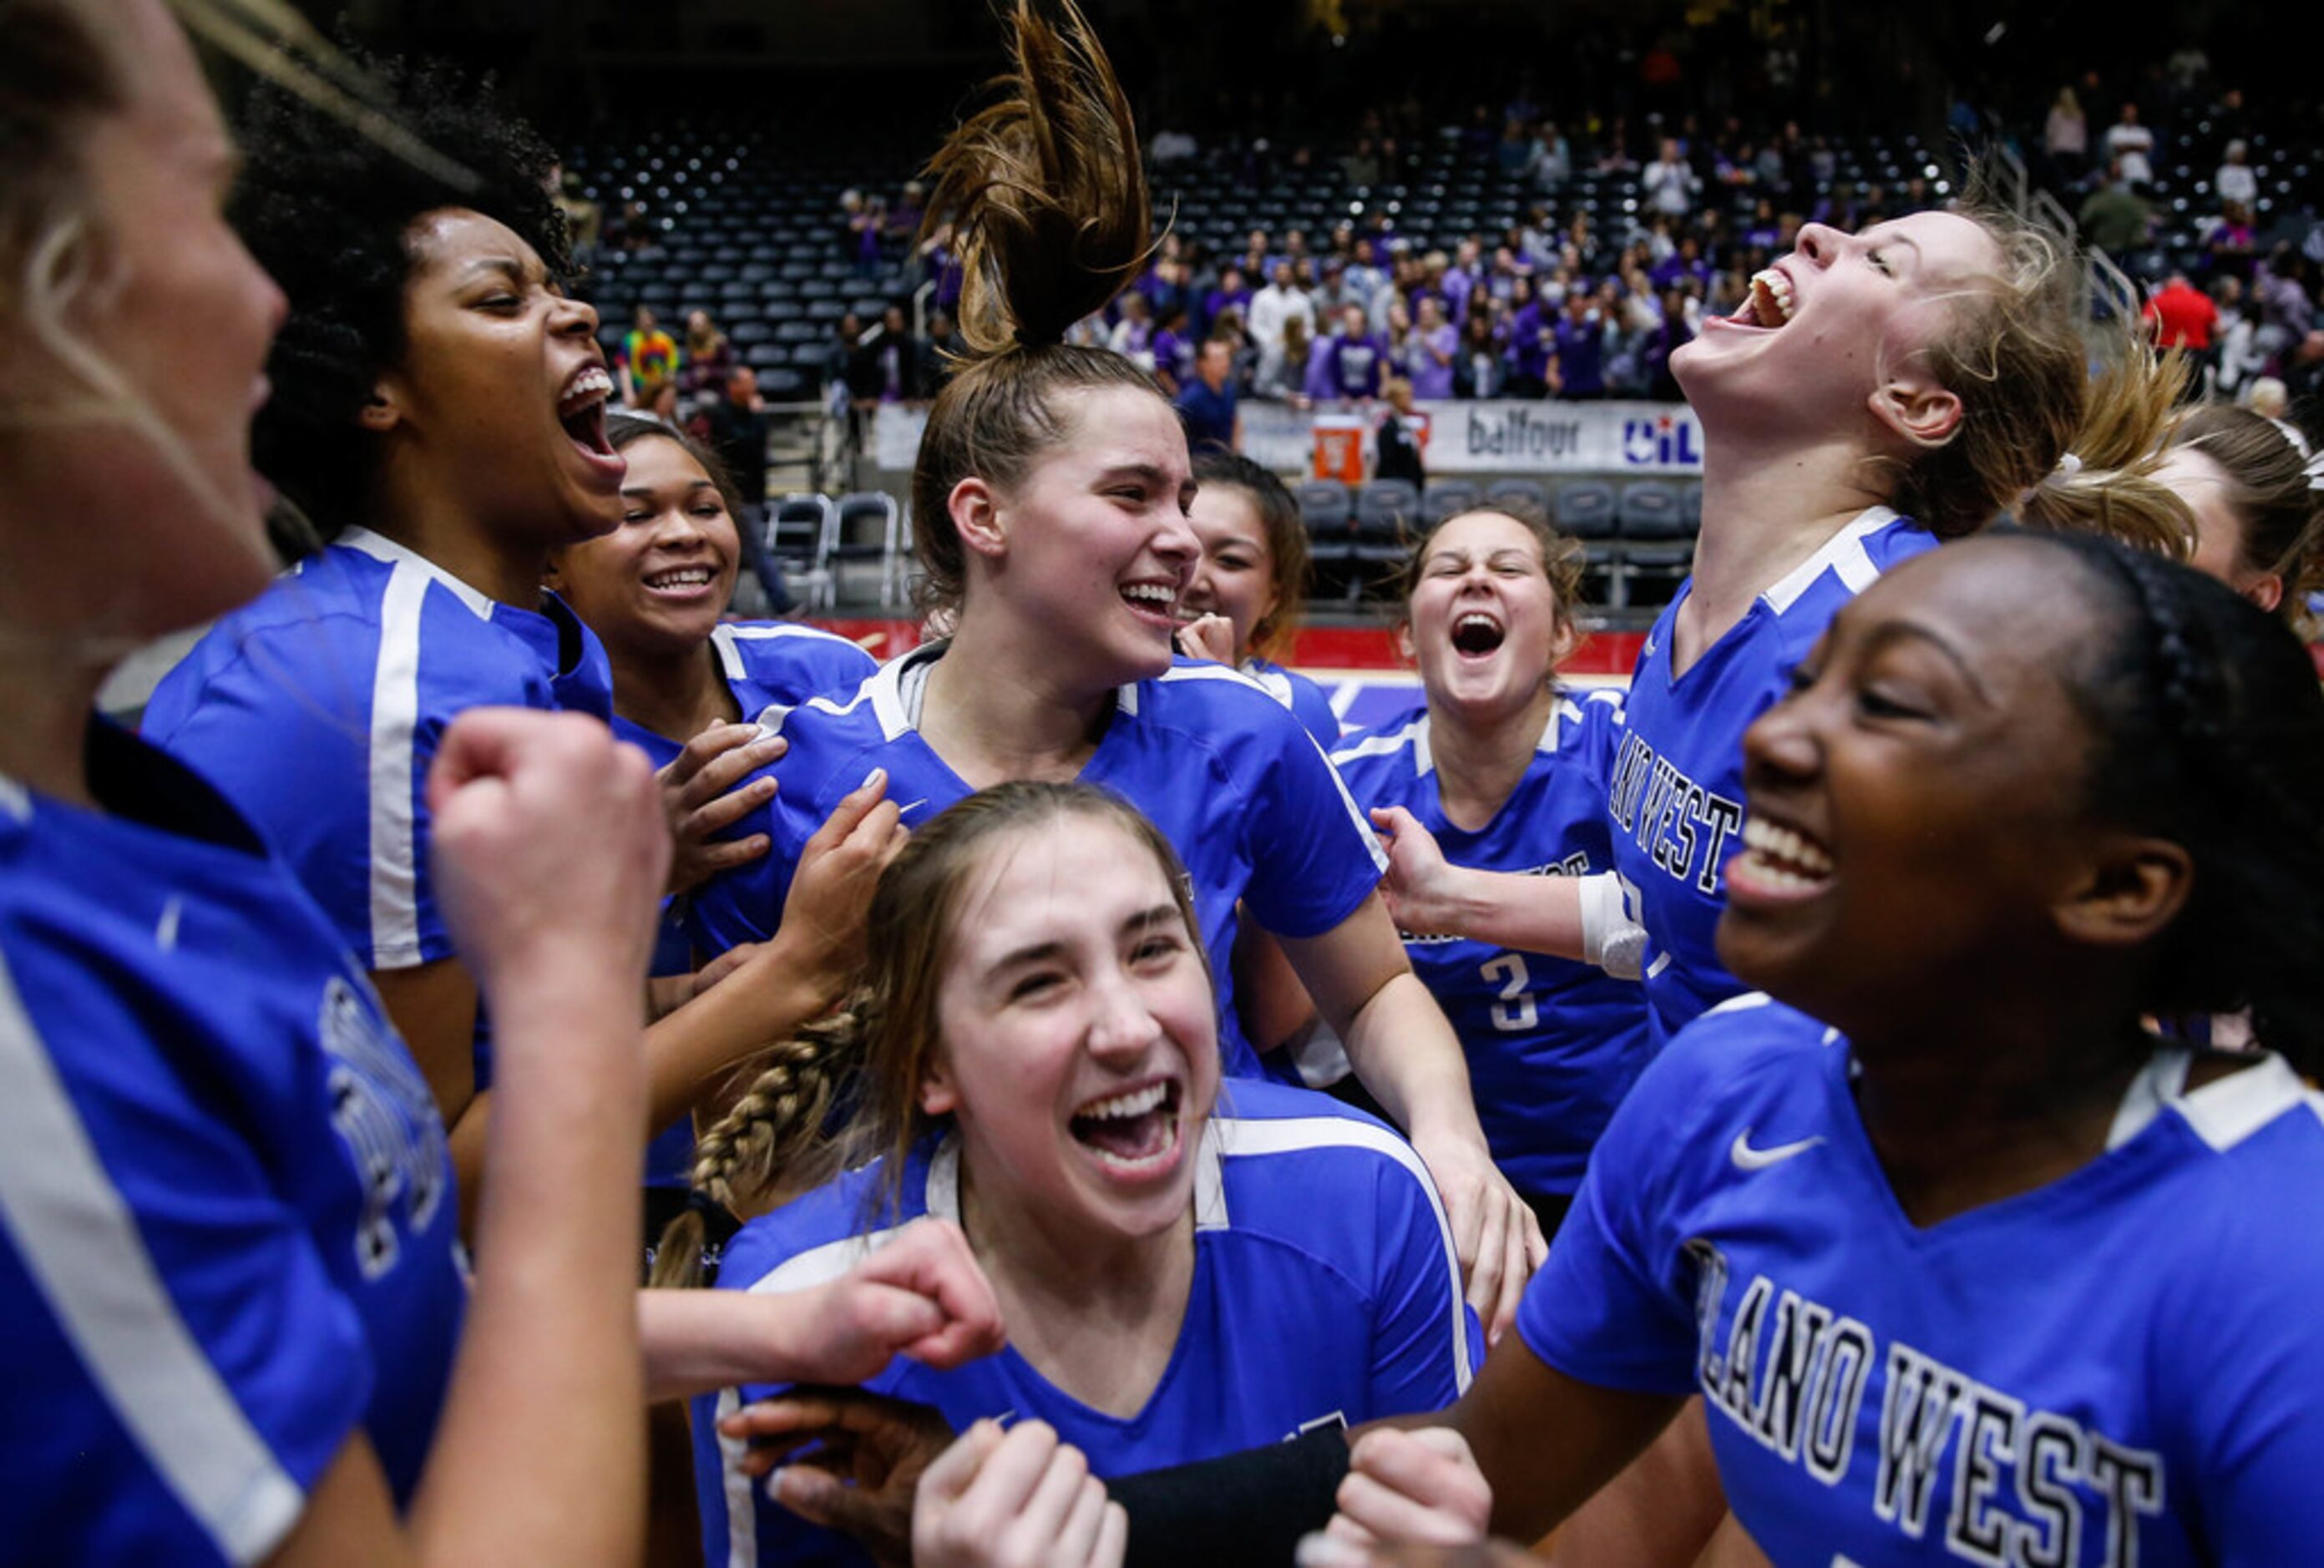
[1623,412,1703,468]
[318,976,450,1278]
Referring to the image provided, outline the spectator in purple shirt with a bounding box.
[1307,304,1388,403]
[1151,301,1195,397]
[1505,280,1555,397]
[1644,284,1694,402]
[1409,295,1457,400]
[1549,291,1607,400]
[1203,264,1253,336]
[1441,238,1486,323]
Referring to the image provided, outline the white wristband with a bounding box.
[1577,873,1648,981]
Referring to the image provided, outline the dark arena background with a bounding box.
[175,0,2316,726]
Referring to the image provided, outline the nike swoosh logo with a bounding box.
[1729,1127,1825,1171]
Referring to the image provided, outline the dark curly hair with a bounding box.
[2015,529,2324,1075]
[231,53,570,534]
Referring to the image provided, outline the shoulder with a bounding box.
[720,1157,929,1297]
[713,622,880,709]
[1547,685,1628,750]
[1618,994,1836,1148]
[1142,658,1322,746]
[1209,1082,1444,1214]
[1330,706,1431,785]
[1758,508,1936,648]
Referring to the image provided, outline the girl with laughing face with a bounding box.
[1376,205,2192,1063]
[666,783,1480,1568]
[685,0,1540,1336]
[141,57,850,1224]
[0,3,1001,1561]
[1314,532,2324,1568]
[1333,508,1648,1243]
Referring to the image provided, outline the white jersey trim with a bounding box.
[364,561,430,969]
[0,948,308,1565]
[1332,714,1433,776]
[2171,1051,2319,1152]
[1700,990,1776,1019]
[1210,1114,1475,1391]
[337,527,495,619]
[1760,507,1901,615]
[711,621,868,681]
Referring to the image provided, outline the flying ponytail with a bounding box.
[2017,346,2197,559]
[910,0,1166,612]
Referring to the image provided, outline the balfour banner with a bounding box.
[871,398,1704,478]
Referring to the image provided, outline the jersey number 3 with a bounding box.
[1480,953,1538,1032]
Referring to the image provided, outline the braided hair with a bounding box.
[2023,529,2324,1071]
[646,1006,868,1290]
[649,781,1212,1290]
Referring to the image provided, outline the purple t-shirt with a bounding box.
[1410,324,1457,400]
[1552,315,1606,395]
[1309,331,1386,401]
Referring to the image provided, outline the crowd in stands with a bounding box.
[564,42,2324,469]
[2011,62,2321,405]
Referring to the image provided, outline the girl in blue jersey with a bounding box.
[549,411,890,1196]
[0,4,1001,1561]
[1175,452,1340,746]
[1333,507,1648,1240]
[1375,210,2190,1055]
[1317,532,2324,1567]
[665,781,1479,1567]
[684,0,1542,1333]
[139,54,873,1219]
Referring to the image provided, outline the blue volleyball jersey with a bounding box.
[610,622,875,1187]
[1245,658,1343,746]
[1609,508,1934,1046]
[144,528,614,975]
[1332,693,1650,1199]
[1519,994,2324,1567]
[696,1080,1481,1566]
[0,722,463,1564]
[685,648,1388,1080]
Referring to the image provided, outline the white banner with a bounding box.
[872,397,1702,479]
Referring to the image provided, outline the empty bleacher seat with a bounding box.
[1617,481,1694,609]
[828,491,907,607]
[1552,479,1618,539]
[767,493,838,611]
[1483,478,1551,518]
[1420,480,1481,527]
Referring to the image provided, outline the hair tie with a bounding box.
[2054,452,2085,478]
[2265,419,2324,491]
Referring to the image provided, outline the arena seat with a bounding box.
[828,491,907,606]
[1552,479,1618,539]
[767,493,838,610]
[1421,479,1481,526]
[1484,478,1551,518]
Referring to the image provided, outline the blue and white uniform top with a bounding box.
[686,646,1388,1080]
[144,527,614,976]
[1609,508,1934,1046]
[606,623,882,778]
[1244,657,1343,747]
[611,622,877,1187]
[695,1080,1481,1567]
[1333,691,1650,1199]
[1518,994,2324,1566]
[0,723,463,1564]
[144,529,612,1087]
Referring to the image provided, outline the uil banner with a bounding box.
[874,398,1702,478]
